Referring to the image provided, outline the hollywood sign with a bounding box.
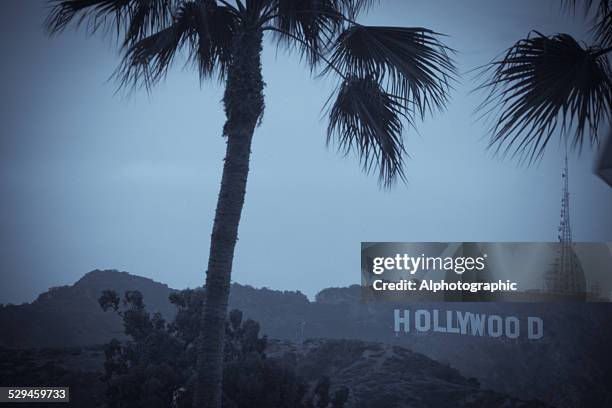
[394,309,543,340]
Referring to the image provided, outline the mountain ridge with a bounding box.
[1,269,610,406]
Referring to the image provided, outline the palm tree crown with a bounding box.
[477,0,612,163]
[47,0,455,186]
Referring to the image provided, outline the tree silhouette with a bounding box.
[477,0,612,164]
[46,1,455,406]
[99,289,348,408]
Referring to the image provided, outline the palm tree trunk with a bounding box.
[193,27,264,408]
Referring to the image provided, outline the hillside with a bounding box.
[0,270,176,348]
[296,339,547,408]
[0,340,547,408]
[1,270,610,406]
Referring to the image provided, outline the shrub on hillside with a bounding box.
[98,289,348,408]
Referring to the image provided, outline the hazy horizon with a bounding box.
[2,0,612,304]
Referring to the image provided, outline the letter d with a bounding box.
[528,317,543,340]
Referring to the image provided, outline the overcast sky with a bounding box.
[1,0,611,304]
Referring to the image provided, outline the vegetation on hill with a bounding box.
[0,346,106,407]
[2,270,611,406]
[97,288,348,408]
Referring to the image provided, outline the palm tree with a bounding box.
[46,1,455,406]
[477,0,612,166]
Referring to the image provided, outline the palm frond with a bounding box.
[124,0,175,46]
[477,32,612,162]
[46,0,173,44]
[245,0,270,17]
[326,75,411,187]
[596,128,612,186]
[269,0,344,66]
[592,1,612,47]
[561,0,612,47]
[188,1,235,79]
[337,0,378,19]
[117,1,235,89]
[46,0,129,33]
[325,25,455,117]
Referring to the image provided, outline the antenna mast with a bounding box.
[545,151,581,294]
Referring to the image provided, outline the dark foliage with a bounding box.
[98,289,349,408]
[326,75,409,185]
[0,347,106,407]
[562,0,612,47]
[478,31,612,162]
[325,25,454,117]
[478,0,612,162]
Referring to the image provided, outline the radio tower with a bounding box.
[559,153,572,246]
[545,152,581,294]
